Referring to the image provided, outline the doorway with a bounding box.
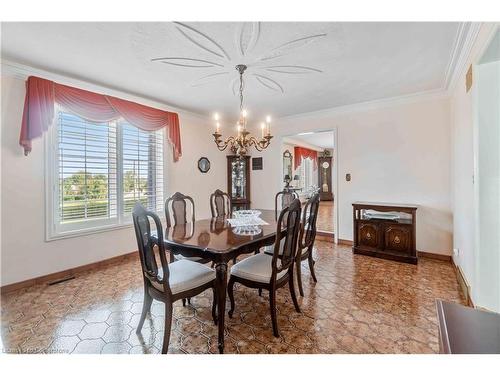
[281,130,336,236]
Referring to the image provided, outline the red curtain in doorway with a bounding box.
[294,146,318,170]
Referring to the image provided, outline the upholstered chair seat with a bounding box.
[172,254,205,263]
[151,259,216,294]
[230,253,288,283]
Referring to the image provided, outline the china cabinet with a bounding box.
[227,155,251,209]
[318,156,333,201]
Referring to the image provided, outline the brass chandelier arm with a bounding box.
[213,134,236,151]
[248,136,273,151]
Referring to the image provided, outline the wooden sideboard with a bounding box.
[352,202,418,264]
[437,300,500,353]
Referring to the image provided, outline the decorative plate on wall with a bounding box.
[198,157,211,173]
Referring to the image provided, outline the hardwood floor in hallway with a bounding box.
[317,200,334,233]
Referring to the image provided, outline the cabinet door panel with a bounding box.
[358,223,380,248]
[384,225,411,253]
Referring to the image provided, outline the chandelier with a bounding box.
[212,64,273,156]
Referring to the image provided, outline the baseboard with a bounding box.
[452,258,474,308]
[316,231,335,243]
[1,251,138,295]
[417,251,452,262]
[338,238,354,246]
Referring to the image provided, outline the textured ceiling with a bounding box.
[1,22,460,122]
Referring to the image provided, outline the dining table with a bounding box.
[160,209,283,354]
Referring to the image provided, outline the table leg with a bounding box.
[215,262,228,354]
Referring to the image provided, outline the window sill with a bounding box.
[46,221,134,242]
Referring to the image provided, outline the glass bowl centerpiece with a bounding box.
[233,209,262,219]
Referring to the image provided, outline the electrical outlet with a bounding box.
[453,248,459,258]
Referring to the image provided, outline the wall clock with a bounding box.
[198,157,211,173]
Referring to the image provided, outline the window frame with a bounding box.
[45,106,167,241]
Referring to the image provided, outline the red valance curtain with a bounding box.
[19,76,182,161]
[294,146,318,170]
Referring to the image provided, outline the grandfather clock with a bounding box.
[318,156,333,201]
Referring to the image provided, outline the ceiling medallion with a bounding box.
[151,22,326,94]
[212,64,273,156]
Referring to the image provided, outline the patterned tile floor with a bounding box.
[317,201,334,233]
[1,242,464,354]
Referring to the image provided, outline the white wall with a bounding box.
[1,74,227,286]
[251,97,453,255]
[476,60,500,312]
[450,23,499,309]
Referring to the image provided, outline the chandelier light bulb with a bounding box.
[242,109,248,118]
[266,115,271,123]
[214,113,219,121]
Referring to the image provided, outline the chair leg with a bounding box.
[308,250,317,283]
[269,287,279,337]
[182,298,186,307]
[289,271,301,313]
[169,251,175,263]
[187,298,191,305]
[161,303,174,354]
[136,291,153,334]
[228,277,236,318]
[258,288,262,296]
[296,257,305,297]
[211,287,218,325]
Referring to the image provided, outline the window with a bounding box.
[300,157,314,190]
[47,108,164,238]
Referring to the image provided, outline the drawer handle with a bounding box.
[366,232,372,239]
[394,235,401,244]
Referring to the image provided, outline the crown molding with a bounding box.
[276,87,449,123]
[445,22,482,93]
[0,58,207,120]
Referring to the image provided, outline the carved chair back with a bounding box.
[132,203,172,295]
[271,199,302,277]
[298,193,320,254]
[275,190,299,219]
[210,189,231,217]
[165,192,195,227]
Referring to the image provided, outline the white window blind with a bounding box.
[51,108,165,238]
[58,112,117,224]
[121,122,164,214]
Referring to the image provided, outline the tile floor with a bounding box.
[1,242,464,354]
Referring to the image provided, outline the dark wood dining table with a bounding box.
[161,209,282,354]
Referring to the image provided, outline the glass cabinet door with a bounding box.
[231,159,246,200]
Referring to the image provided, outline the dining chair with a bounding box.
[210,189,232,217]
[295,193,320,296]
[227,199,302,337]
[275,190,299,220]
[132,203,217,354]
[165,192,211,265]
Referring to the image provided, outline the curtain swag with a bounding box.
[294,146,318,170]
[19,76,182,161]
